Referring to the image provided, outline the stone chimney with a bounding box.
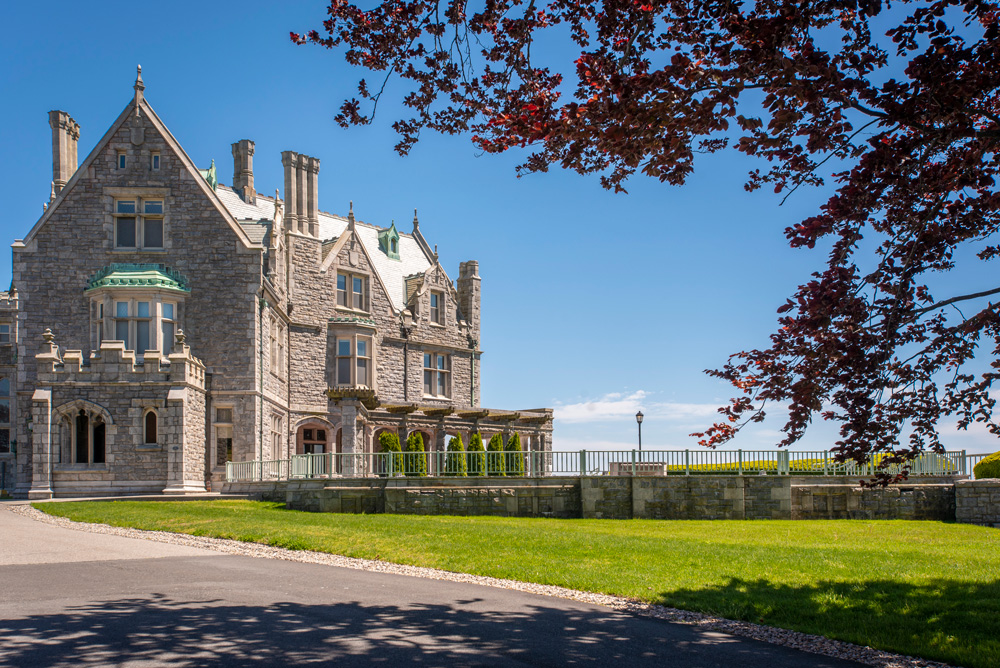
[231,139,256,204]
[48,110,80,198]
[281,151,320,237]
[457,261,481,338]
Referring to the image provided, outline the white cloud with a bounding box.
[554,390,721,424]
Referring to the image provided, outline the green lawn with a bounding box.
[34,500,1000,668]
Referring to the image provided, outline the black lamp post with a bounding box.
[635,411,644,451]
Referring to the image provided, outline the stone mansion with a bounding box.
[2,69,553,498]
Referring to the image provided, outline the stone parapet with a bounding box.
[956,479,1000,527]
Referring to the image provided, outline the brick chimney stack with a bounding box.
[48,110,80,198]
[231,139,256,204]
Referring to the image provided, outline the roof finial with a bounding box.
[133,64,145,108]
[413,208,419,231]
[348,200,356,231]
[434,244,438,260]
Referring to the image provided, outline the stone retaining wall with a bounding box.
[225,475,975,522]
[956,479,1000,526]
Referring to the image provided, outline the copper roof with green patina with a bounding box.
[85,264,191,293]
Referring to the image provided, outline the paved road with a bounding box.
[0,504,862,667]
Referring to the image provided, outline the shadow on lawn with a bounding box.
[0,592,862,668]
[659,576,1000,668]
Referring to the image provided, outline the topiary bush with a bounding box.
[378,431,404,475]
[467,432,486,476]
[486,433,506,476]
[444,434,468,476]
[504,432,525,476]
[973,451,1000,479]
[405,432,428,476]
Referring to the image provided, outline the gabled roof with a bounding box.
[215,184,436,312]
[23,75,256,249]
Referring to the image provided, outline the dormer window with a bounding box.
[430,290,443,325]
[377,223,401,260]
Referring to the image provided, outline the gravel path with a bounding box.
[9,504,957,668]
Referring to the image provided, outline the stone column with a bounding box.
[434,429,447,476]
[341,403,358,475]
[27,389,53,499]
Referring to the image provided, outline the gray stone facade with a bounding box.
[6,70,553,498]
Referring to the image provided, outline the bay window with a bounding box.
[335,335,372,387]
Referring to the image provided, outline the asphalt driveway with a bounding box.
[0,504,862,667]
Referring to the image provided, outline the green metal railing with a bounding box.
[226,449,981,482]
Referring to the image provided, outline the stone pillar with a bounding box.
[434,429,447,476]
[341,403,358,475]
[27,389,53,499]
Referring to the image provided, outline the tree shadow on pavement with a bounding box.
[0,592,858,668]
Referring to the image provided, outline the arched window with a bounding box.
[144,410,158,444]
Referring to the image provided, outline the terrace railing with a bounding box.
[227,449,983,482]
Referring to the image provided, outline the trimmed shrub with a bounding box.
[486,433,506,476]
[974,451,1000,479]
[404,432,428,476]
[504,432,525,476]
[444,435,468,476]
[467,432,486,476]
[378,431,404,475]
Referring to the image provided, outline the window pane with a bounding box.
[145,411,157,443]
[353,277,362,293]
[424,354,431,369]
[357,359,367,386]
[216,408,233,423]
[151,154,160,169]
[316,429,326,441]
[137,320,150,353]
[357,340,367,357]
[303,429,313,440]
[0,398,9,423]
[116,200,136,214]
[137,302,150,318]
[116,302,129,318]
[0,378,9,394]
[161,321,174,354]
[337,358,351,384]
[424,370,432,395]
[337,274,346,290]
[115,320,129,347]
[0,429,9,453]
[437,373,446,396]
[337,288,347,307]
[338,339,351,356]
[144,201,163,214]
[437,355,445,370]
[162,303,174,320]
[117,218,136,247]
[118,154,126,169]
[430,293,438,308]
[144,219,163,247]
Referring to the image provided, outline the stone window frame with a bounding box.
[117,151,126,170]
[212,405,235,469]
[53,401,113,469]
[114,197,164,250]
[336,271,370,313]
[105,187,170,253]
[429,290,445,326]
[269,316,286,379]
[270,415,283,459]
[90,290,182,360]
[423,352,451,399]
[296,419,333,455]
[150,152,161,171]
[142,408,158,445]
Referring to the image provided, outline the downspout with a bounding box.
[259,294,267,478]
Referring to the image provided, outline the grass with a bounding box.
[34,500,999,668]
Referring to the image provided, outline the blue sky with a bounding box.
[1,1,995,453]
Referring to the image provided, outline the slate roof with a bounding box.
[215,184,435,312]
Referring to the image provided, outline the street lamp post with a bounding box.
[635,411,644,452]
